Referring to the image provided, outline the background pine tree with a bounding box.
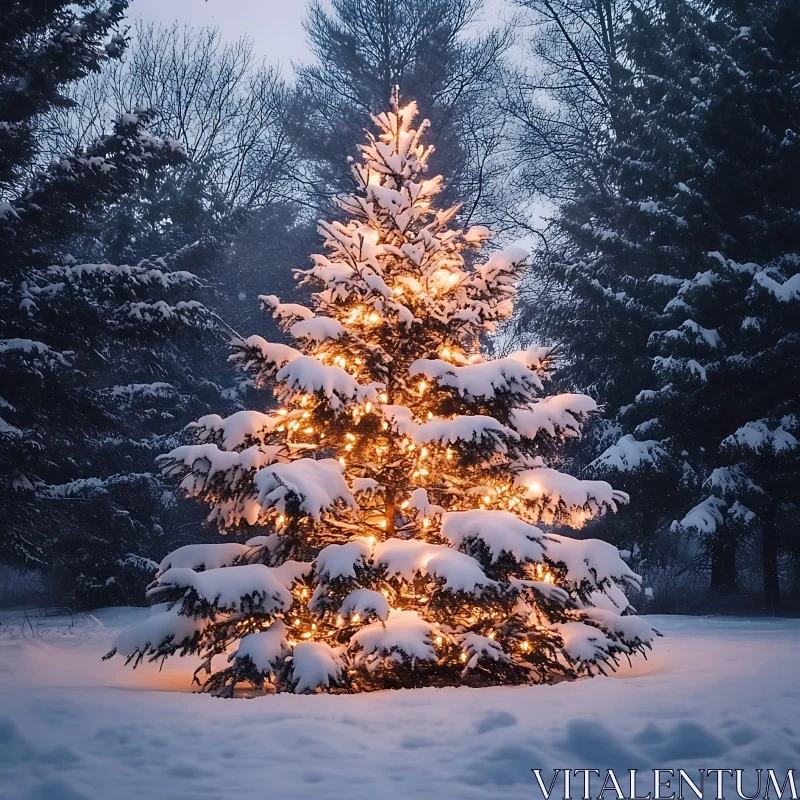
[0,5,241,608]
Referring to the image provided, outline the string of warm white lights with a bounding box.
[107,97,658,696]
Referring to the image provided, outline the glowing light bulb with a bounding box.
[365,401,372,412]
[302,632,312,639]
[368,535,376,546]
[277,515,285,525]
[277,409,288,416]
[527,481,543,495]
[400,500,409,509]
[379,393,388,403]
[421,447,428,457]
[446,449,453,460]
[380,519,387,528]
[418,380,427,393]
[441,348,450,358]
[345,444,353,451]
[422,519,430,528]
[339,457,346,466]
[483,495,491,503]
[351,614,360,623]
[304,427,314,434]
[346,433,355,441]
[460,653,468,663]
[368,312,381,325]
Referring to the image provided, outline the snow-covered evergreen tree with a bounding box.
[1,250,240,606]
[581,0,800,603]
[108,101,657,695]
[524,0,725,585]
[629,0,800,605]
[0,3,240,607]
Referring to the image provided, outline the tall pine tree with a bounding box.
[106,102,656,695]
[293,0,510,218]
[0,3,238,607]
[634,0,800,605]
[544,0,800,603]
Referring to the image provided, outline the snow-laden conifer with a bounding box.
[108,101,658,694]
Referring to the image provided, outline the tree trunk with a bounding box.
[762,506,781,609]
[385,488,396,537]
[710,535,738,593]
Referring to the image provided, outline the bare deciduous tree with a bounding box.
[498,0,625,221]
[39,22,297,210]
[292,0,513,221]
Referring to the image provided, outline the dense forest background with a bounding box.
[1,0,798,614]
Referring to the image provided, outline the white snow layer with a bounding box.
[1,610,796,800]
[156,542,252,576]
[189,410,281,449]
[441,509,545,564]
[150,564,294,613]
[409,357,542,400]
[382,404,518,447]
[289,641,345,693]
[339,589,390,621]
[723,418,798,453]
[316,539,372,580]
[233,619,290,672]
[373,538,496,593]
[254,458,355,519]
[591,434,669,472]
[351,609,438,663]
[509,393,597,439]
[514,466,628,513]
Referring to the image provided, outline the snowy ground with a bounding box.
[0,609,797,800]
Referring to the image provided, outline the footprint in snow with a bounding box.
[474,710,518,734]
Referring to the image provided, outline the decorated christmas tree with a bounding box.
[107,100,657,695]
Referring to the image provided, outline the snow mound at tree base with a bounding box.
[0,609,797,799]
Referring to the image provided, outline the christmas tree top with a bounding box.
[107,99,658,695]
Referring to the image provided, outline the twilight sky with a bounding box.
[130,0,313,69]
[130,0,517,71]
